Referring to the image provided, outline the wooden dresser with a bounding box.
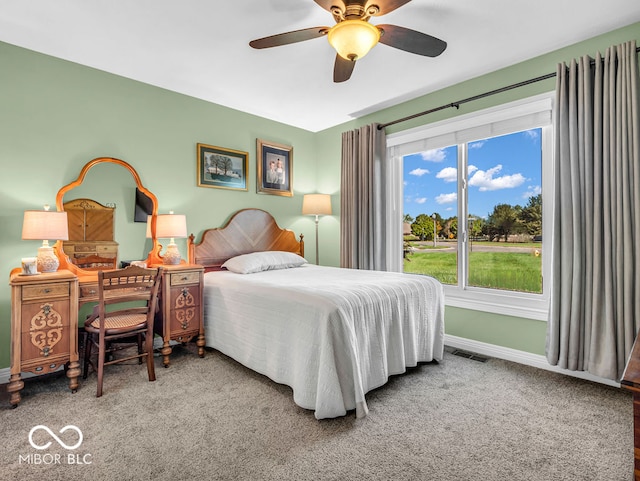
[620,336,640,481]
[62,198,118,265]
[154,264,205,368]
[622,337,640,480]
[8,269,80,407]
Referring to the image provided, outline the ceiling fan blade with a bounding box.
[334,54,356,83]
[250,27,329,49]
[377,24,446,57]
[366,0,412,16]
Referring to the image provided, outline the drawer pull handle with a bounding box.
[43,289,51,294]
[89,289,96,295]
[181,276,188,281]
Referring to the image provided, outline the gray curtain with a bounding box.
[547,40,640,380]
[340,123,388,270]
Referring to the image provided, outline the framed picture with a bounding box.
[257,139,293,197]
[197,143,248,191]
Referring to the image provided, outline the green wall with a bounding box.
[0,41,318,369]
[1,21,639,370]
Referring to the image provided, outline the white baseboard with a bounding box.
[444,334,620,388]
[1,336,621,388]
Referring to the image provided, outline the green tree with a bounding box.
[468,216,484,239]
[487,204,522,242]
[411,214,435,241]
[519,194,542,236]
[403,214,414,223]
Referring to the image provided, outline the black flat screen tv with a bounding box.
[134,188,153,223]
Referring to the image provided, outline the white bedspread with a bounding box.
[203,264,445,419]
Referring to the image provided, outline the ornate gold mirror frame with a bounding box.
[54,157,162,280]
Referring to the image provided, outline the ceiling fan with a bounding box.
[249,0,447,83]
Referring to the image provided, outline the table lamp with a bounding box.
[155,212,187,265]
[22,205,69,273]
[302,194,332,265]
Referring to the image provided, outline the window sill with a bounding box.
[444,285,548,321]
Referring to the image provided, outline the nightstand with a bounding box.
[8,269,80,407]
[154,264,205,367]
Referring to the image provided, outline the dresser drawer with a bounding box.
[79,283,99,300]
[22,282,69,301]
[168,307,200,338]
[168,284,201,308]
[170,271,200,286]
[20,299,70,333]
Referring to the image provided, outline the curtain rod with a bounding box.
[378,45,640,130]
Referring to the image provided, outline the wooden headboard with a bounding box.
[187,209,304,272]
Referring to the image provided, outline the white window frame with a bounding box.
[387,92,554,321]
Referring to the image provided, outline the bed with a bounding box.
[188,209,445,419]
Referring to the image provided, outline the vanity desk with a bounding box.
[54,157,204,368]
[9,157,207,406]
[74,264,206,370]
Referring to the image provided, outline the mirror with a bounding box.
[54,157,162,279]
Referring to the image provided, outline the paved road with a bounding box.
[409,242,541,254]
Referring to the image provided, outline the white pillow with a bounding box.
[222,251,307,274]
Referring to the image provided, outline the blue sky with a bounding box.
[403,128,542,220]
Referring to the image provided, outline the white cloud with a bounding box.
[421,148,446,162]
[436,167,457,182]
[415,197,427,204]
[435,192,457,204]
[523,129,539,140]
[468,164,525,191]
[469,140,485,149]
[409,167,430,176]
[468,165,478,175]
[523,185,542,198]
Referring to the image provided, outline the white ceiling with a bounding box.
[1,0,640,132]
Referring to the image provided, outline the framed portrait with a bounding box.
[257,139,293,197]
[197,143,248,191]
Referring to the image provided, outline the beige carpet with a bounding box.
[0,344,633,481]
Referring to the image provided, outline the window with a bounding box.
[389,93,553,320]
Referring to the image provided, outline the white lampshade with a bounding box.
[155,214,187,239]
[22,210,69,242]
[302,194,332,216]
[22,208,69,273]
[155,213,187,265]
[327,20,380,61]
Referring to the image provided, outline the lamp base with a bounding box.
[163,243,182,265]
[37,246,59,273]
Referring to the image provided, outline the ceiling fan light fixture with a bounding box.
[327,19,380,61]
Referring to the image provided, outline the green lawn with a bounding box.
[404,251,542,293]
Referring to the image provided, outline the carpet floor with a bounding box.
[0,344,633,481]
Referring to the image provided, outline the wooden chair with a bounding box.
[73,254,117,271]
[82,265,162,397]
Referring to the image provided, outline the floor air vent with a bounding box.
[451,349,489,363]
